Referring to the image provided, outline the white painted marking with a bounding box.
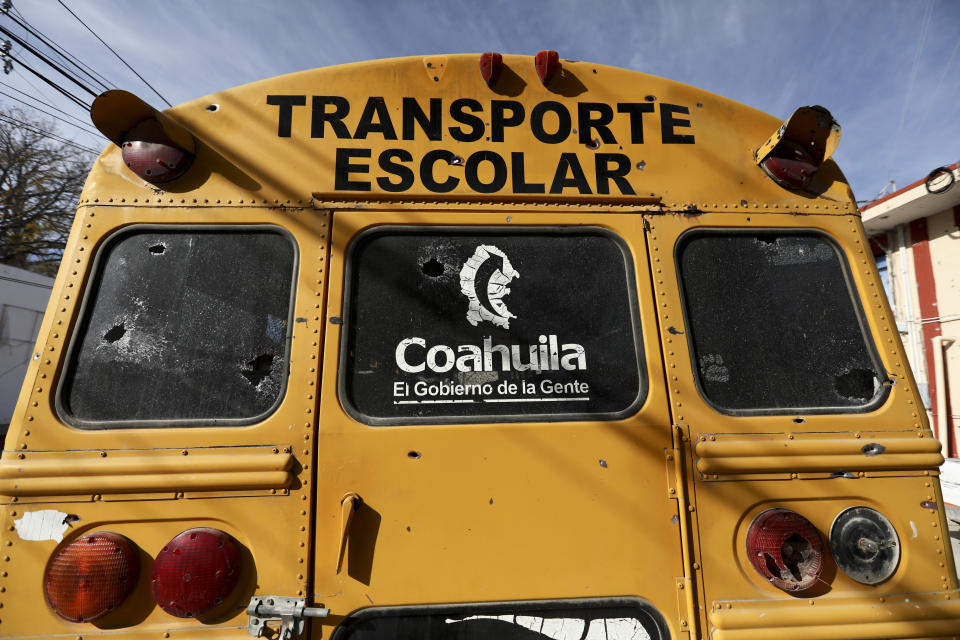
[910,520,918,539]
[445,615,650,640]
[14,510,70,542]
[484,397,590,403]
[394,399,476,404]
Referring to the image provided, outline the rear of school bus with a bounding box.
[0,52,957,640]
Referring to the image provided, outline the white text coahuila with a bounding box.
[396,335,586,373]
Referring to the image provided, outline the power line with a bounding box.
[55,0,171,108]
[3,5,112,92]
[0,111,98,153]
[0,23,98,99]
[0,80,91,129]
[0,89,100,136]
[6,53,90,110]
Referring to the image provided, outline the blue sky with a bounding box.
[3,0,958,202]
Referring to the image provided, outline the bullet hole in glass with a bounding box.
[834,368,877,402]
[103,323,125,343]
[149,243,166,254]
[421,259,444,277]
[241,353,274,386]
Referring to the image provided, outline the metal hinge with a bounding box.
[246,596,329,640]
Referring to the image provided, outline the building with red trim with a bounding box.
[862,162,960,458]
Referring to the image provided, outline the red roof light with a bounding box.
[479,52,503,87]
[535,50,559,85]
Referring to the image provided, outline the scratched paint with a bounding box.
[13,510,70,542]
[445,614,651,640]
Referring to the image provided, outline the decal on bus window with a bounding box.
[339,227,645,425]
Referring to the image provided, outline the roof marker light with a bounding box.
[755,105,841,190]
[90,89,196,185]
[479,52,503,87]
[535,50,560,85]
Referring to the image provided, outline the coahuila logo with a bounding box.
[394,244,587,375]
[459,244,519,329]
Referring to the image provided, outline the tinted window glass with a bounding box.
[59,228,296,426]
[341,228,644,424]
[677,231,885,413]
[331,599,669,640]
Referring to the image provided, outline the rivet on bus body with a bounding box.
[666,454,673,461]
[19,443,26,450]
[688,505,695,512]
[935,535,940,541]
[181,450,188,456]
[16,454,23,460]
[680,620,687,627]
[99,451,106,457]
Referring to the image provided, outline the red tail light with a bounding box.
[151,527,241,618]
[44,532,140,622]
[746,508,824,592]
[121,118,193,183]
[535,50,560,85]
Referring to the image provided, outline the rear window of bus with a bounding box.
[57,226,297,427]
[676,229,887,414]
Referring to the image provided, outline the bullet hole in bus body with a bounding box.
[585,138,601,150]
[636,160,645,171]
[205,104,220,112]
[407,451,421,460]
[861,443,885,457]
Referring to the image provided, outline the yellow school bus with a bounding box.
[1,52,958,640]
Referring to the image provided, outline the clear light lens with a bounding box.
[830,506,900,584]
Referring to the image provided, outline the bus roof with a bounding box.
[83,54,857,215]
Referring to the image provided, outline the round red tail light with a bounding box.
[121,118,193,183]
[44,531,140,622]
[746,508,824,592]
[151,527,241,618]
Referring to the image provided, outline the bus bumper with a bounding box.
[709,590,960,640]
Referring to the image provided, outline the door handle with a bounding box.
[336,492,361,573]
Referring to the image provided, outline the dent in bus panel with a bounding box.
[676,230,887,414]
[56,226,297,427]
[338,227,646,425]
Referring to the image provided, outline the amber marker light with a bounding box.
[44,531,141,623]
[151,527,241,618]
